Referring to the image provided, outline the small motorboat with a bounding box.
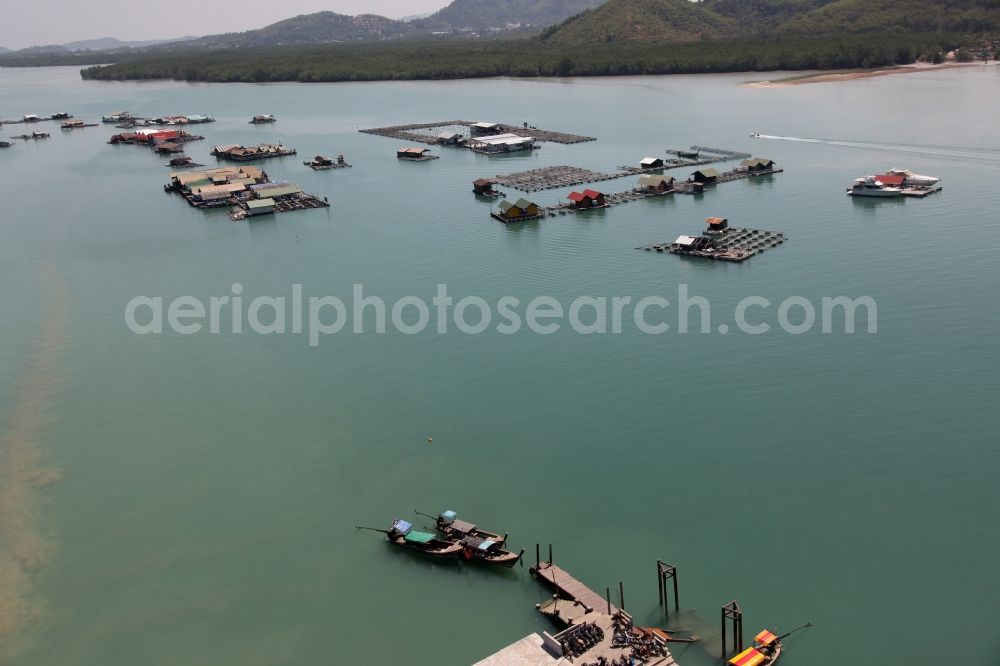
[376,519,464,559]
[847,175,902,197]
[250,114,277,124]
[886,168,940,186]
[417,510,507,545]
[728,629,783,665]
[750,132,760,138]
[459,535,523,567]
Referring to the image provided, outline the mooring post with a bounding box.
[535,543,540,569]
[673,570,679,612]
[548,543,553,565]
[619,581,625,611]
[721,608,727,658]
[721,601,743,659]
[657,560,664,607]
[606,587,612,615]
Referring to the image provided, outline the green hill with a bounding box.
[182,12,414,49]
[775,0,1000,34]
[543,0,738,43]
[417,0,607,30]
[542,0,1000,43]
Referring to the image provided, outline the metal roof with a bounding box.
[675,235,699,246]
[693,168,720,178]
[247,198,275,209]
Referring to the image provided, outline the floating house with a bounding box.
[473,178,501,196]
[250,181,304,199]
[397,147,438,161]
[213,143,297,162]
[705,216,729,233]
[740,157,777,174]
[637,175,675,193]
[493,197,542,222]
[567,189,607,209]
[102,111,132,123]
[674,235,712,250]
[60,119,85,129]
[22,114,40,123]
[640,157,664,169]
[437,131,462,145]
[245,198,275,216]
[691,168,720,184]
[51,112,72,120]
[470,121,502,136]
[249,114,277,124]
[470,133,536,154]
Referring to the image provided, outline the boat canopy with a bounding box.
[439,510,457,524]
[728,647,767,666]
[477,540,496,551]
[755,630,778,647]
[404,531,436,544]
[392,519,413,535]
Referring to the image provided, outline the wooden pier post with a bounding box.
[657,561,680,616]
[619,581,625,611]
[606,587,611,615]
[721,600,743,658]
[548,544,553,565]
[535,543,540,569]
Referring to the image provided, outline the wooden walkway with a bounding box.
[530,562,619,615]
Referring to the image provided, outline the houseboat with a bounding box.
[249,114,277,124]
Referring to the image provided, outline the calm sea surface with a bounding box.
[1,65,999,666]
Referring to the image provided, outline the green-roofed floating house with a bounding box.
[492,197,544,223]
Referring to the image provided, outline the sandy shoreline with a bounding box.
[746,60,998,88]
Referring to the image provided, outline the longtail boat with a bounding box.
[459,535,523,568]
[416,510,508,545]
[729,629,783,666]
[383,519,464,559]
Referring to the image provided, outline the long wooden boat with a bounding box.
[385,519,464,559]
[418,510,507,545]
[459,535,523,567]
[728,630,783,666]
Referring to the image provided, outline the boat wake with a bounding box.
[754,135,1000,163]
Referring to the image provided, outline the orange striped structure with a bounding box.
[728,647,767,666]
[755,630,778,647]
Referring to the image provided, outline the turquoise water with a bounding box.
[1,65,999,666]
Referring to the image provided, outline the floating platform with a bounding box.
[213,144,296,162]
[644,227,786,263]
[674,167,783,194]
[360,119,595,145]
[900,185,943,197]
[494,149,754,192]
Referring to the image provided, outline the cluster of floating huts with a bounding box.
[164,165,328,220]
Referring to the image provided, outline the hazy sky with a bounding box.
[0,1,448,50]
